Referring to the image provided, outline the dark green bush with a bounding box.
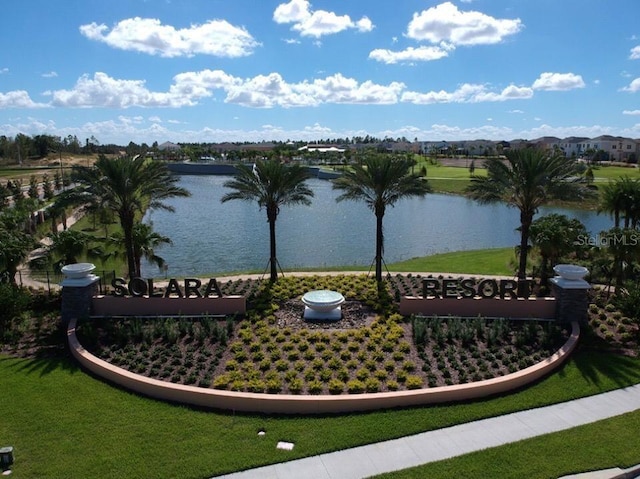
[613,281,640,321]
[0,283,32,341]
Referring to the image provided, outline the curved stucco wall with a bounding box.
[68,318,580,414]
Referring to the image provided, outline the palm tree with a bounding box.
[0,228,34,285]
[528,213,587,292]
[46,229,95,269]
[466,148,592,289]
[72,155,190,279]
[221,160,314,282]
[109,222,172,277]
[332,154,431,282]
[599,177,640,229]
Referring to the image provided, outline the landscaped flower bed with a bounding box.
[76,274,572,395]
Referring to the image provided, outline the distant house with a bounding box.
[576,136,638,162]
[530,136,561,151]
[558,137,589,158]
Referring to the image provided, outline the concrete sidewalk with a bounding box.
[214,383,640,479]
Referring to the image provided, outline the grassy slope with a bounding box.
[387,247,516,276]
[1,349,639,479]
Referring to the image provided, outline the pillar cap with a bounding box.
[550,277,591,290]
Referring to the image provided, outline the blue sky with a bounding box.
[1,0,640,145]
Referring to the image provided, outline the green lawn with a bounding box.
[375,409,640,479]
[592,164,639,181]
[1,349,639,479]
[387,247,516,276]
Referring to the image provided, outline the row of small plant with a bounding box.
[77,316,237,388]
[586,289,639,352]
[251,274,394,312]
[410,315,569,386]
[211,314,424,394]
[387,273,467,300]
[219,278,262,301]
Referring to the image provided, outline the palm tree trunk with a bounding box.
[539,255,549,294]
[375,211,384,282]
[268,207,278,282]
[518,211,533,296]
[121,214,136,279]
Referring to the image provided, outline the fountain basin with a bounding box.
[302,290,345,321]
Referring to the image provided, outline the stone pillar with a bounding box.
[60,263,100,328]
[549,264,591,324]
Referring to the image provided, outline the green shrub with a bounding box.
[266,377,282,393]
[0,284,31,341]
[365,377,380,393]
[406,375,423,389]
[308,380,323,395]
[347,379,365,394]
[356,368,369,381]
[328,379,344,395]
[288,378,303,394]
[613,282,640,321]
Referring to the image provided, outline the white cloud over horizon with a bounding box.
[3,115,638,146]
[1,69,590,111]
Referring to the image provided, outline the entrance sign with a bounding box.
[422,277,525,299]
[111,277,223,298]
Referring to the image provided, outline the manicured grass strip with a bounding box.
[592,165,640,181]
[1,350,639,479]
[425,177,472,194]
[387,247,516,276]
[374,409,640,479]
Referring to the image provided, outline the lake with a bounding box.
[141,175,613,277]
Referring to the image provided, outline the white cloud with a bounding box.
[42,71,58,78]
[79,17,259,58]
[623,110,640,115]
[630,46,640,60]
[48,72,203,108]
[369,45,450,64]
[0,90,48,108]
[355,17,374,33]
[401,83,532,104]
[225,72,404,107]
[149,116,162,123]
[407,2,522,46]
[45,70,405,109]
[621,78,640,93]
[273,0,310,23]
[0,68,9,74]
[273,0,374,38]
[531,72,585,91]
